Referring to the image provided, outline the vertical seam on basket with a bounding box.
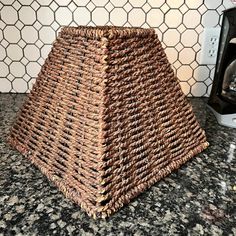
[96,35,109,218]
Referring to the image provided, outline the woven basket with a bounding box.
[8,26,208,218]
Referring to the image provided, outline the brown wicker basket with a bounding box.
[8,26,208,218]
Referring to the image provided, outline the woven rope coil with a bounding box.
[8,26,208,218]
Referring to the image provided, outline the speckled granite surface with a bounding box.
[0,94,235,236]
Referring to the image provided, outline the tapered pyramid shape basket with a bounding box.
[8,26,208,218]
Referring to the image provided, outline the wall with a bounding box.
[0,0,234,96]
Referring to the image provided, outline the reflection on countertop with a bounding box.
[0,94,235,236]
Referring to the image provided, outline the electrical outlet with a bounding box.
[200,28,221,65]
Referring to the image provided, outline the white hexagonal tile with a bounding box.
[179,82,190,95]
[51,22,60,31]
[50,2,60,11]
[193,66,210,82]
[204,0,222,9]
[92,8,109,25]
[204,77,212,86]
[28,78,36,90]
[86,2,95,11]
[0,30,3,40]
[0,78,11,92]
[110,8,127,26]
[223,0,234,9]
[165,48,178,64]
[1,6,17,24]
[41,45,52,59]
[12,79,28,93]
[183,10,201,28]
[24,45,40,61]
[18,39,26,48]
[23,74,31,82]
[122,22,132,28]
[21,0,33,5]
[185,0,202,9]
[160,3,170,13]
[56,0,71,6]
[142,3,151,12]
[188,78,196,86]
[0,45,6,60]
[217,5,225,15]
[22,26,38,43]
[181,29,198,47]
[32,21,41,31]
[173,60,182,70]
[20,57,28,65]
[165,9,182,28]
[55,7,72,25]
[4,57,12,66]
[0,19,6,29]
[195,25,203,35]
[141,23,150,29]
[39,27,55,44]
[6,45,23,61]
[176,42,184,51]
[87,22,97,27]
[191,82,206,96]
[128,9,145,27]
[177,65,193,81]
[36,0,53,5]
[177,24,186,34]
[26,62,41,77]
[37,57,45,65]
[91,0,109,6]
[179,48,195,64]
[206,84,212,96]
[110,0,127,7]
[202,10,219,28]
[3,26,20,44]
[0,62,9,77]
[32,2,41,11]
[129,0,146,7]
[163,29,180,47]
[166,0,184,8]
[196,50,202,63]
[192,43,200,54]
[179,4,188,14]
[74,8,90,25]
[210,67,216,79]
[147,9,164,27]
[190,61,198,70]
[19,6,36,25]
[10,62,25,77]
[148,0,165,7]
[1,39,9,48]
[2,0,14,5]
[105,2,114,12]
[123,2,132,12]
[37,7,54,25]
[198,4,207,14]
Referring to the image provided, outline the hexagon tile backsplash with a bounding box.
[0,0,234,96]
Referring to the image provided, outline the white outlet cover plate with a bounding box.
[200,28,221,65]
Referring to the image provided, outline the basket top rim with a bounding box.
[60,26,155,39]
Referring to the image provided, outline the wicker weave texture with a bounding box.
[8,26,208,218]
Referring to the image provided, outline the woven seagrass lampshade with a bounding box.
[8,26,208,218]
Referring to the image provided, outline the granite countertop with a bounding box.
[0,94,235,236]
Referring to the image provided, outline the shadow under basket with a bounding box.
[8,26,208,218]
